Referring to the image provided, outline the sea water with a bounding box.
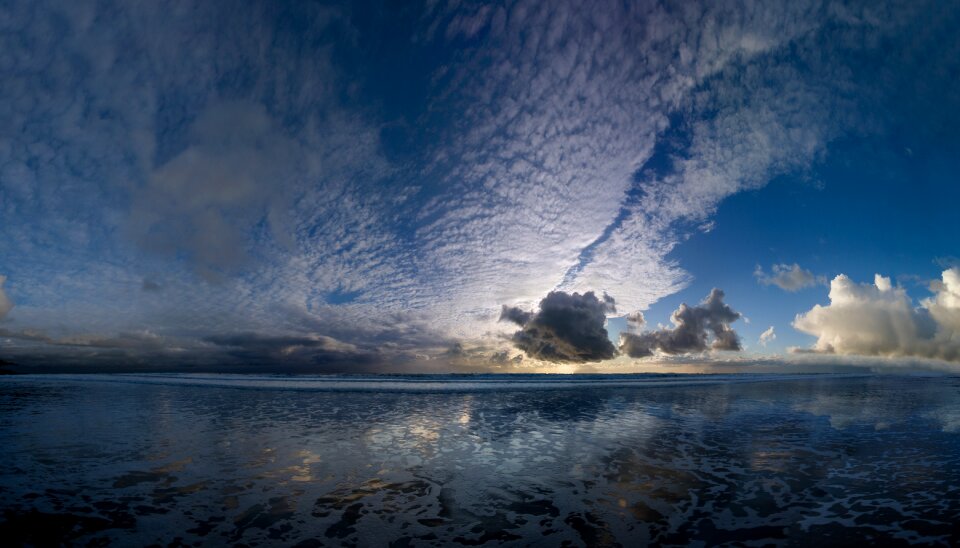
[2,373,959,545]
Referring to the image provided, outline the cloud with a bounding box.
[0,328,43,343]
[444,342,466,357]
[755,263,822,291]
[759,326,776,347]
[792,269,960,363]
[141,279,162,292]
[0,327,166,348]
[203,332,366,366]
[619,289,742,357]
[625,312,646,330]
[499,305,534,327]
[128,100,305,278]
[414,0,850,326]
[935,256,960,269]
[205,332,357,352]
[1,0,957,371]
[490,350,523,366]
[505,291,616,363]
[0,328,193,363]
[0,276,12,320]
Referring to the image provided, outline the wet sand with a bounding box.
[2,374,959,545]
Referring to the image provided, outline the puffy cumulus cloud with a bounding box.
[620,289,743,358]
[755,264,823,291]
[793,269,960,363]
[625,312,646,330]
[929,269,960,332]
[759,326,776,347]
[504,291,617,363]
[0,276,12,320]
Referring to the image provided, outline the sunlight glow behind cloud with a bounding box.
[0,0,958,370]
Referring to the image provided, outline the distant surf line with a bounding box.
[0,372,872,393]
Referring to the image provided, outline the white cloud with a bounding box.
[0,1,407,343]
[417,0,849,332]
[1,0,955,369]
[559,2,879,314]
[793,269,960,363]
[927,268,960,337]
[759,326,776,347]
[755,263,822,291]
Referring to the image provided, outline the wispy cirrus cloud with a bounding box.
[759,326,777,347]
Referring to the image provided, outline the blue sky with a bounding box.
[1,0,959,372]
[645,131,960,355]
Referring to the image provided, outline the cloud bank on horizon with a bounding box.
[1,0,959,371]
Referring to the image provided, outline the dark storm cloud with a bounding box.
[620,289,742,357]
[0,327,369,369]
[602,293,617,314]
[0,328,51,344]
[505,291,616,363]
[0,328,169,350]
[203,332,369,365]
[499,305,534,326]
[0,328,428,373]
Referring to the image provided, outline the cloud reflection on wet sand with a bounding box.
[1,375,960,545]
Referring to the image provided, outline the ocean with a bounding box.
[2,373,959,545]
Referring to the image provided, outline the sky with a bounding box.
[1,0,959,373]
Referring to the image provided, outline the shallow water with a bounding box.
[2,373,960,546]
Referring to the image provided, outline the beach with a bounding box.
[2,373,959,545]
